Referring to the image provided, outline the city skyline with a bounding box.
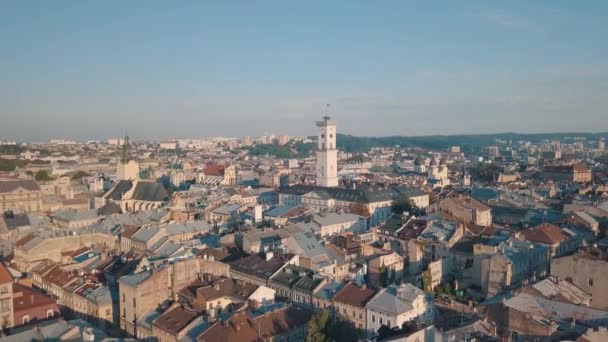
[2,1,608,141]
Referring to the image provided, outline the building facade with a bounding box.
[316,116,338,187]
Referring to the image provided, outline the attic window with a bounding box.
[589,277,594,287]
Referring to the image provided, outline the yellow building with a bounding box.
[0,180,42,213]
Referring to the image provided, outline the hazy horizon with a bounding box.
[2,1,608,141]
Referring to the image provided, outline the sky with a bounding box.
[1,1,608,141]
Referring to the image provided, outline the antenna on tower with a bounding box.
[323,104,331,121]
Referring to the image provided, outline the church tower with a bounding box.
[316,116,338,187]
[117,134,140,181]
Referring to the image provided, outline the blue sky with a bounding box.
[1,1,607,141]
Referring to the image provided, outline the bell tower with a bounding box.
[316,112,338,187]
[117,133,140,181]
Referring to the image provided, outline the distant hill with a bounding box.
[336,132,608,153]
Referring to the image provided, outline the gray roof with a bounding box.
[130,181,170,202]
[1,213,31,229]
[104,180,169,202]
[212,203,242,215]
[119,270,153,287]
[418,219,459,243]
[53,209,99,222]
[85,286,113,306]
[104,180,133,200]
[366,284,426,315]
[312,213,363,227]
[163,221,211,236]
[131,227,161,243]
[284,232,326,259]
[504,293,608,322]
[313,281,345,301]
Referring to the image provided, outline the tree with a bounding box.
[379,264,389,288]
[326,319,359,342]
[307,310,329,342]
[34,170,53,181]
[392,196,425,217]
[391,197,413,215]
[307,310,359,342]
[71,170,90,180]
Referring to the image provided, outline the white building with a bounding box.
[427,157,449,188]
[366,283,434,336]
[316,116,338,187]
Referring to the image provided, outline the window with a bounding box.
[359,313,362,319]
[343,308,346,314]
[106,309,111,317]
[589,277,594,287]
[0,299,10,312]
[22,315,30,325]
[0,286,7,294]
[132,298,136,308]
[47,310,54,319]
[379,318,383,325]
[352,310,356,317]
[122,294,125,302]
[372,315,375,322]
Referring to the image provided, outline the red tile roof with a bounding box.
[0,262,13,284]
[520,223,567,245]
[205,164,226,177]
[198,305,311,342]
[12,283,57,312]
[333,283,377,308]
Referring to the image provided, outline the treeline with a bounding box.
[245,142,315,158]
[336,132,608,153]
[0,158,50,172]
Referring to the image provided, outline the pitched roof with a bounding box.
[204,164,226,177]
[198,305,311,342]
[520,223,568,245]
[128,181,170,202]
[0,262,13,284]
[12,283,56,312]
[0,180,40,193]
[229,253,294,281]
[153,306,198,336]
[103,180,132,201]
[365,284,426,316]
[333,283,377,308]
[195,278,257,303]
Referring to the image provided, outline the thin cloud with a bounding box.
[482,11,540,32]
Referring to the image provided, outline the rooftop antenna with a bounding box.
[323,104,331,121]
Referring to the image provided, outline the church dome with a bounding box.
[414,156,423,165]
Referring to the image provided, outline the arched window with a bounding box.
[47,310,54,319]
[22,315,30,325]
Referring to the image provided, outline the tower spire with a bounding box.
[121,132,132,164]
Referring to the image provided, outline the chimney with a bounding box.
[360,284,367,290]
